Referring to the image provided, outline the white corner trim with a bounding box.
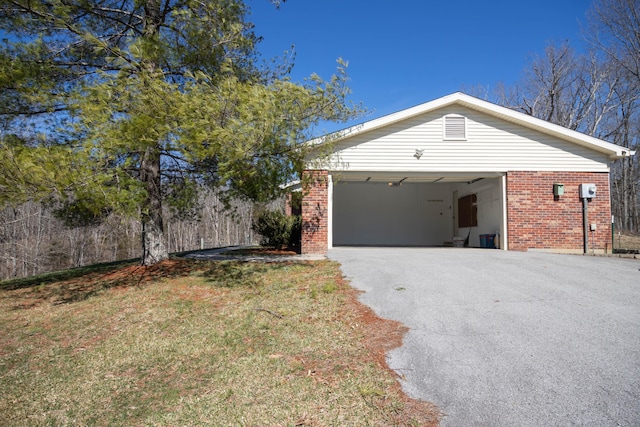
[501,174,508,250]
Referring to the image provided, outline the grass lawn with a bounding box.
[0,258,440,426]
[614,233,640,253]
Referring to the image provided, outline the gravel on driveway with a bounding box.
[328,247,640,427]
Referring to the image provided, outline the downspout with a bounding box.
[582,197,589,254]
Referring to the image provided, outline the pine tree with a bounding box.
[0,0,361,264]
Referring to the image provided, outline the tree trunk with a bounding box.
[137,0,168,266]
[140,145,168,265]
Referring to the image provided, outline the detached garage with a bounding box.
[300,92,634,254]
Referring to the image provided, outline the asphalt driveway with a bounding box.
[328,247,640,427]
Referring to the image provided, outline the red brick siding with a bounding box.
[301,170,328,254]
[284,193,293,217]
[507,171,611,252]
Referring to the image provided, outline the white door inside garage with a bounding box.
[332,181,454,246]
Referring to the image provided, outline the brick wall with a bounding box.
[284,193,293,217]
[507,171,612,252]
[301,170,328,254]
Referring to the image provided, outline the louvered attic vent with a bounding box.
[444,114,466,140]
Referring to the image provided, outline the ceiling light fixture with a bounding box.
[388,177,408,187]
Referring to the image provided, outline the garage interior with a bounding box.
[330,173,506,249]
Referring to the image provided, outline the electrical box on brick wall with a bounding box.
[579,183,596,199]
[553,183,564,196]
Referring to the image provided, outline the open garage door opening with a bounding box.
[331,174,506,249]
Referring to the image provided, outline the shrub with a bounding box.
[252,210,300,249]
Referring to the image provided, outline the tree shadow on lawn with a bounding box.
[1,259,210,308]
[198,260,307,289]
[0,258,139,291]
[1,258,314,309]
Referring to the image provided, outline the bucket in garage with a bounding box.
[479,234,497,249]
[452,237,465,248]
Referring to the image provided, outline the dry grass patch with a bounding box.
[0,258,440,426]
[614,233,640,253]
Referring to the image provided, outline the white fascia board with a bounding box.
[281,180,301,191]
[309,92,634,161]
[455,95,634,160]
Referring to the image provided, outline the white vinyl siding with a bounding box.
[326,106,610,173]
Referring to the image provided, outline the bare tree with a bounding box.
[492,0,640,232]
[0,187,263,280]
[587,0,640,84]
[587,0,640,232]
[496,43,617,133]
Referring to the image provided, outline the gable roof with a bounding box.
[324,92,633,160]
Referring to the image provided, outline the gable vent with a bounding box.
[444,115,466,140]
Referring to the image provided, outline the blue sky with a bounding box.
[249,0,593,132]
